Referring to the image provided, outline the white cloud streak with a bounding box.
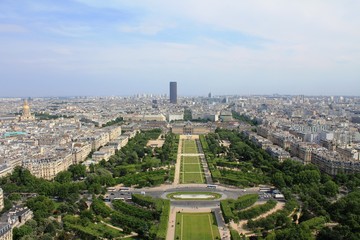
[0,24,27,33]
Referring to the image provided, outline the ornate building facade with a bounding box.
[19,100,35,122]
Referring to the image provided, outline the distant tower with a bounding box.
[19,99,35,121]
[208,92,212,98]
[170,82,177,104]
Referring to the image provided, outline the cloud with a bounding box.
[0,24,27,33]
[49,47,73,56]
[118,22,170,35]
[72,1,360,56]
[46,24,92,37]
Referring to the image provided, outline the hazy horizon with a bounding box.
[1,1,359,97]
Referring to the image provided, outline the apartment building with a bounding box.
[311,148,360,175]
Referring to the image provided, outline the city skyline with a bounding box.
[1,1,360,97]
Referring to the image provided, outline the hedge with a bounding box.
[132,194,156,208]
[112,199,155,220]
[300,216,327,230]
[238,199,277,220]
[219,176,250,187]
[111,211,149,234]
[234,194,258,210]
[221,200,235,223]
[230,229,242,240]
[155,200,170,240]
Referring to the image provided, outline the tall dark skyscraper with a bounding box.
[170,82,177,104]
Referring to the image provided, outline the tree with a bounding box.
[329,191,360,232]
[44,222,56,235]
[128,151,139,164]
[272,172,286,189]
[141,158,161,171]
[68,164,86,180]
[25,219,37,229]
[10,167,36,187]
[55,171,72,183]
[272,224,314,240]
[13,225,33,240]
[40,233,54,240]
[26,196,55,220]
[78,198,88,211]
[323,180,338,197]
[89,163,95,173]
[275,213,291,227]
[80,209,94,221]
[296,170,320,185]
[8,193,21,201]
[114,165,137,177]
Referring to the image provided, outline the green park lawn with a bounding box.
[183,163,202,173]
[182,140,198,154]
[180,155,204,184]
[181,172,204,184]
[175,213,221,240]
[182,156,200,163]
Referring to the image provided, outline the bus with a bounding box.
[113,197,125,201]
[119,187,130,191]
[259,187,271,192]
[107,187,116,192]
[206,185,217,189]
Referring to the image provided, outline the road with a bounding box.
[106,184,260,202]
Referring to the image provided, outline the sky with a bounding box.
[0,0,359,97]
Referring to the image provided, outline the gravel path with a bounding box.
[231,201,285,236]
[173,138,183,185]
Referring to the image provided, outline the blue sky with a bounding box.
[0,0,359,97]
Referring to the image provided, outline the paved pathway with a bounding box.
[213,208,231,240]
[173,138,183,185]
[196,139,213,185]
[166,206,178,240]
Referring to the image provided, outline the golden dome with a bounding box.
[23,100,29,109]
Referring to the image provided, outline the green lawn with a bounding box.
[182,140,198,154]
[175,213,221,240]
[183,164,202,172]
[181,172,204,183]
[182,156,200,163]
[181,157,204,184]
